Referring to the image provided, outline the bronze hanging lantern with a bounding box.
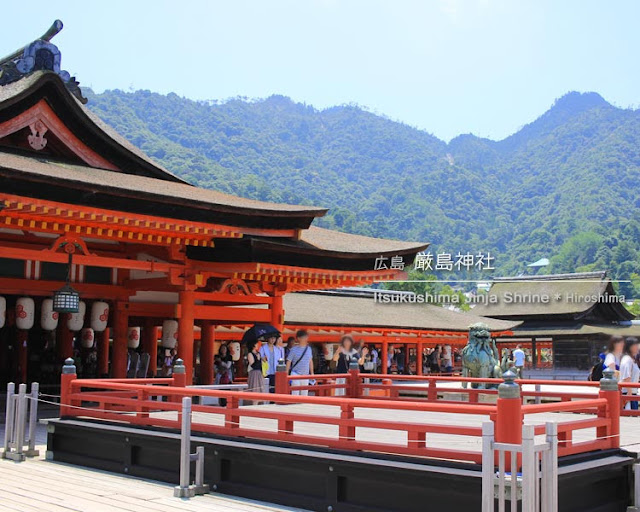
[52,244,80,313]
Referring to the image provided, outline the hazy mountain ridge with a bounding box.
[84,89,640,296]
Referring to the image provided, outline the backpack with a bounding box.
[588,363,604,382]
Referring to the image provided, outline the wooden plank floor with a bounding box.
[144,402,640,455]
[0,451,309,512]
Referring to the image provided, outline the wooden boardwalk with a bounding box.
[3,398,640,511]
[0,451,309,512]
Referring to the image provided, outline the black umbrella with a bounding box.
[241,324,280,345]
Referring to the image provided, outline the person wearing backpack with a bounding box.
[286,330,314,396]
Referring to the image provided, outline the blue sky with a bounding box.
[3,0,638,141]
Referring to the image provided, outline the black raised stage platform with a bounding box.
[46,418,634,512]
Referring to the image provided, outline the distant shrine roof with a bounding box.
[473,271,634,322]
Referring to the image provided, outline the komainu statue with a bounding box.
[461,322,502,388]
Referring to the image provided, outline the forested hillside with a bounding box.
[85,89,640,298]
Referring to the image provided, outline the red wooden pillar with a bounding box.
[56,314,74,363]
[112,302,129,378]
[271,294,284,332]
[177,290,195,384]
[200,322,215,385]
[97,327,110,377]
[404,343,409,373]
[142,319,158,378]
[17,330,28,383]
[417,342,423,376]
[381,340,389,375]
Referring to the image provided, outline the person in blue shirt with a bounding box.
[259,333,284,393]
[286,330,314,396]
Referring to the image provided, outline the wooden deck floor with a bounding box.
[4,397,640,511]
[0,451,309,512]
[148,402,640,455]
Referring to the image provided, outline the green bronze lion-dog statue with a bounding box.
[461,322,502,388]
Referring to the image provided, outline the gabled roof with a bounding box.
[0,71,187,182]
[0,22,428,270]
[473,271,634,322]
[283,291,520,332]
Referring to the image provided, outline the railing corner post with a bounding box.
[348,359,360,398]
[60,357,77,417]
[599,368,620,448]
[495,370,522,445]
[275,358,289,395]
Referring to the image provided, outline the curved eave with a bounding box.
[0,71,185,182]
[0,153,328,230]
[187,232,427,272]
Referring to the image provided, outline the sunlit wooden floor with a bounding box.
[0,450,309,512]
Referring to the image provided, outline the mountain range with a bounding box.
[84,89,640,298]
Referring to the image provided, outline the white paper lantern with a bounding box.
[128,326,141,349]
[40,298,59,331]
[161,320,178,348]
[67,301,86,331]
[0,296,5,329]
[90,301,109,332]
[80,327,95,348]
[15,297,35,330]
[229,341,241,362]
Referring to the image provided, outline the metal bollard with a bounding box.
[174,397,209,498]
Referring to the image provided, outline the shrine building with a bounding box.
[0,21,427,387]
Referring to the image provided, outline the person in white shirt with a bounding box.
[513,345,526,378]
[441,345,453,373]
[604,336,625,376]
[620,337,640,411]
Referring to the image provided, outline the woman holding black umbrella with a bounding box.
[246,338,267,404]
[242,324,279,404]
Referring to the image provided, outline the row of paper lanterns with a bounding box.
[0,297,179,350]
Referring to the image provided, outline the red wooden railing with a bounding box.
[59,361,621,465]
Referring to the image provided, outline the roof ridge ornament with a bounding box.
[0,20,87,104]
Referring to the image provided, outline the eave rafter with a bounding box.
[0,193,244,247]
[201,262,405,290]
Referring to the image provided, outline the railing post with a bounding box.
[495,370,522,443]
[427,378,437,402]
[542,422,558,512]
[173,358,187,387]
[481,421,495,512]
[521,424,536,512]
[60,358,77,417]
[3,382,15,457]
[14,384,27,461]
[339,403,355,449]
[348,360,360,398]
[275,358,289,395]
[599,368,620,448]
[25,382,39,457]
[495,370,522,471]
[225,396,240,431]
[174,396,195,498]
[172,358,186,404]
